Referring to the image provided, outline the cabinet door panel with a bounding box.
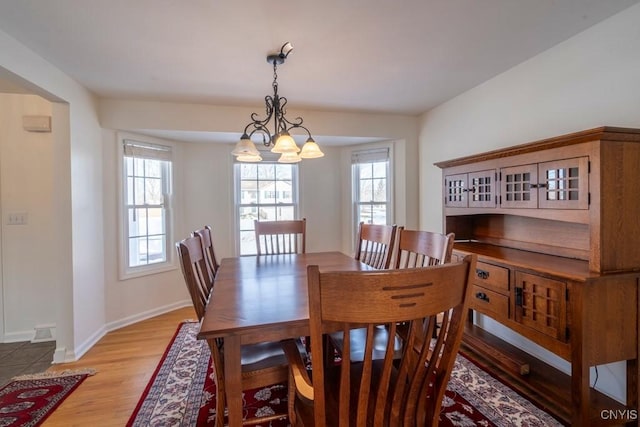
[468,170,496,208]
[514,271,567,342]
[538,157,589,210]
[500,164,538,208]
[444,173,467,207]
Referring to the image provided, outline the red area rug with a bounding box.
[0,369,94,426]
[128,322,563,426]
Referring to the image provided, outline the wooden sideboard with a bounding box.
[435,127,640,425]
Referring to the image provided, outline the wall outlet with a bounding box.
[7,212,28,225]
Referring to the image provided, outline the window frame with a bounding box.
[118,133,176,280]
[352,146,393,230]
[234,160,300,256]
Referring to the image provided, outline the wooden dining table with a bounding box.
[197,251,371,427]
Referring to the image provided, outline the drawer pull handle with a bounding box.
[476,269,490,280]
[475,292,490,302]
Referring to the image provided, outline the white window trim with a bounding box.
[349,143,395,232]
[233,159,300,256]
[117,132,177,280]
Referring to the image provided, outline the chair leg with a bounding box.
[287,369,298,426]
[215,386,225,427]
[208,341,226,427]
[304,335,312,353]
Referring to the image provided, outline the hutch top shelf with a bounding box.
[435,126,640,274]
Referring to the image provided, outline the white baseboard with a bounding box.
[3,326,57,343]
[3,330,34,343]
[53,347,69,364]
[56,300,192,363]
[68,324,108,362]
[105,300,192,332]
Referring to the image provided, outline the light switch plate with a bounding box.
[7,212,28,225]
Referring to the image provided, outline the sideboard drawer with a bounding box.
[474,262,509,294]
[470,285,509,320]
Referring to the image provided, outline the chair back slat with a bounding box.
[354,222,398,269]
[254,218,306,255]
[307,255,476,426]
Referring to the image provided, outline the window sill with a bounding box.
[119,262,177,281]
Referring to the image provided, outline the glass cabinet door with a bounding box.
[468,170,496,208]
[500,164,538,208]
[445,170,496,208]
[444,173,468,207]
[538,157,589,210]
[514,271,568,342]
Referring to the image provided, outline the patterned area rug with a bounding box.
[0,369,94,427]
[128,322,563,426]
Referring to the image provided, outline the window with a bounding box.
[235,162,298,255]
[121,138,173,277]
[352,148,391,226]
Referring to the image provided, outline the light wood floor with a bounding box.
[43,306,197,427]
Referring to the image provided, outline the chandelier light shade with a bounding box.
[231,135,261,157]
[299,137,324,159]
[270,131,299,153]
[232,42,324,163]
[237,152,263,162]
[277,151,302,163]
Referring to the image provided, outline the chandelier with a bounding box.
[231,42,324,163]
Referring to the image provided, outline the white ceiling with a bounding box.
[0,0,638,143]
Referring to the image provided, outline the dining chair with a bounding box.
[334,228,457,361]
[336,222,398,364]
[354,222,398,269]
[254,218,306,255]
[394,228,455,268]
[193,225,219,291]
[281,254,477,426]
[176,236,292,426]
[176,236,212,318]
[254,218,310,353]
[393,228,457,341]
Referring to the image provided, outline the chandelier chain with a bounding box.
[273,61,278,91]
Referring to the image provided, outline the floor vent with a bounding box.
[32,326,55,343]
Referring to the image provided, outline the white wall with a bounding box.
[179,141,235,257]
[299,145,344,253]
[418,3,640,403]
[0,94,57,341]
[0,28,104,362]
